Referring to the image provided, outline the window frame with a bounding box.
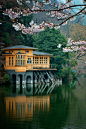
[27,58,31,64]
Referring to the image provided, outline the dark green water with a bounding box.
[0,74,86,129]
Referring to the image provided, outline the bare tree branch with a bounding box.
[76,15,85,23]
[59,6,86,26]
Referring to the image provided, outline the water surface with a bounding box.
[0,74,86,129]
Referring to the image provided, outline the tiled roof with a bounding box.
[2,45,37,50]
[33,51,53,56]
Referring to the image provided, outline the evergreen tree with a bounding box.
[33,28,68,77]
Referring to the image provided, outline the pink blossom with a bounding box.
[62,21,67,26]
[63,48,73,52]
[54,25,60,29]
[2,0,86,34]
[70,17,76,21]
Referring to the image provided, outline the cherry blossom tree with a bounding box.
[0,0,86,62]
[63,38,86,54]
[62,38,86,74]
[0,0,86,34]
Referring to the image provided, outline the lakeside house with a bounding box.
[2,45,61,94]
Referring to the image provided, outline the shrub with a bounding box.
[4,74,10,82]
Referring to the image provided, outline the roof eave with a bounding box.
[2,48,38,50]
[33,54,53,56]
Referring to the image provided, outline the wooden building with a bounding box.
[2,45,61,94]
[2,45,56,72]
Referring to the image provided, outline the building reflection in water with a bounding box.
[4,82,62,122]
[8,81,62,96]
[4,95,50,121]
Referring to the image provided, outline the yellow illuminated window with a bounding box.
[16,55,26,66]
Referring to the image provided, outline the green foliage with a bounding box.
[62,67,71,77]
[62,51,77,80]
[33,28,78,78]
[4,87,10,94]
[21,34,35,46]
[33,28,68,76]
[33,28,67,51]
[2,32,12,45]
[0,0,33,46]
[4,74,10,82]
[62,67,76,79]
[68,59,78,67]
